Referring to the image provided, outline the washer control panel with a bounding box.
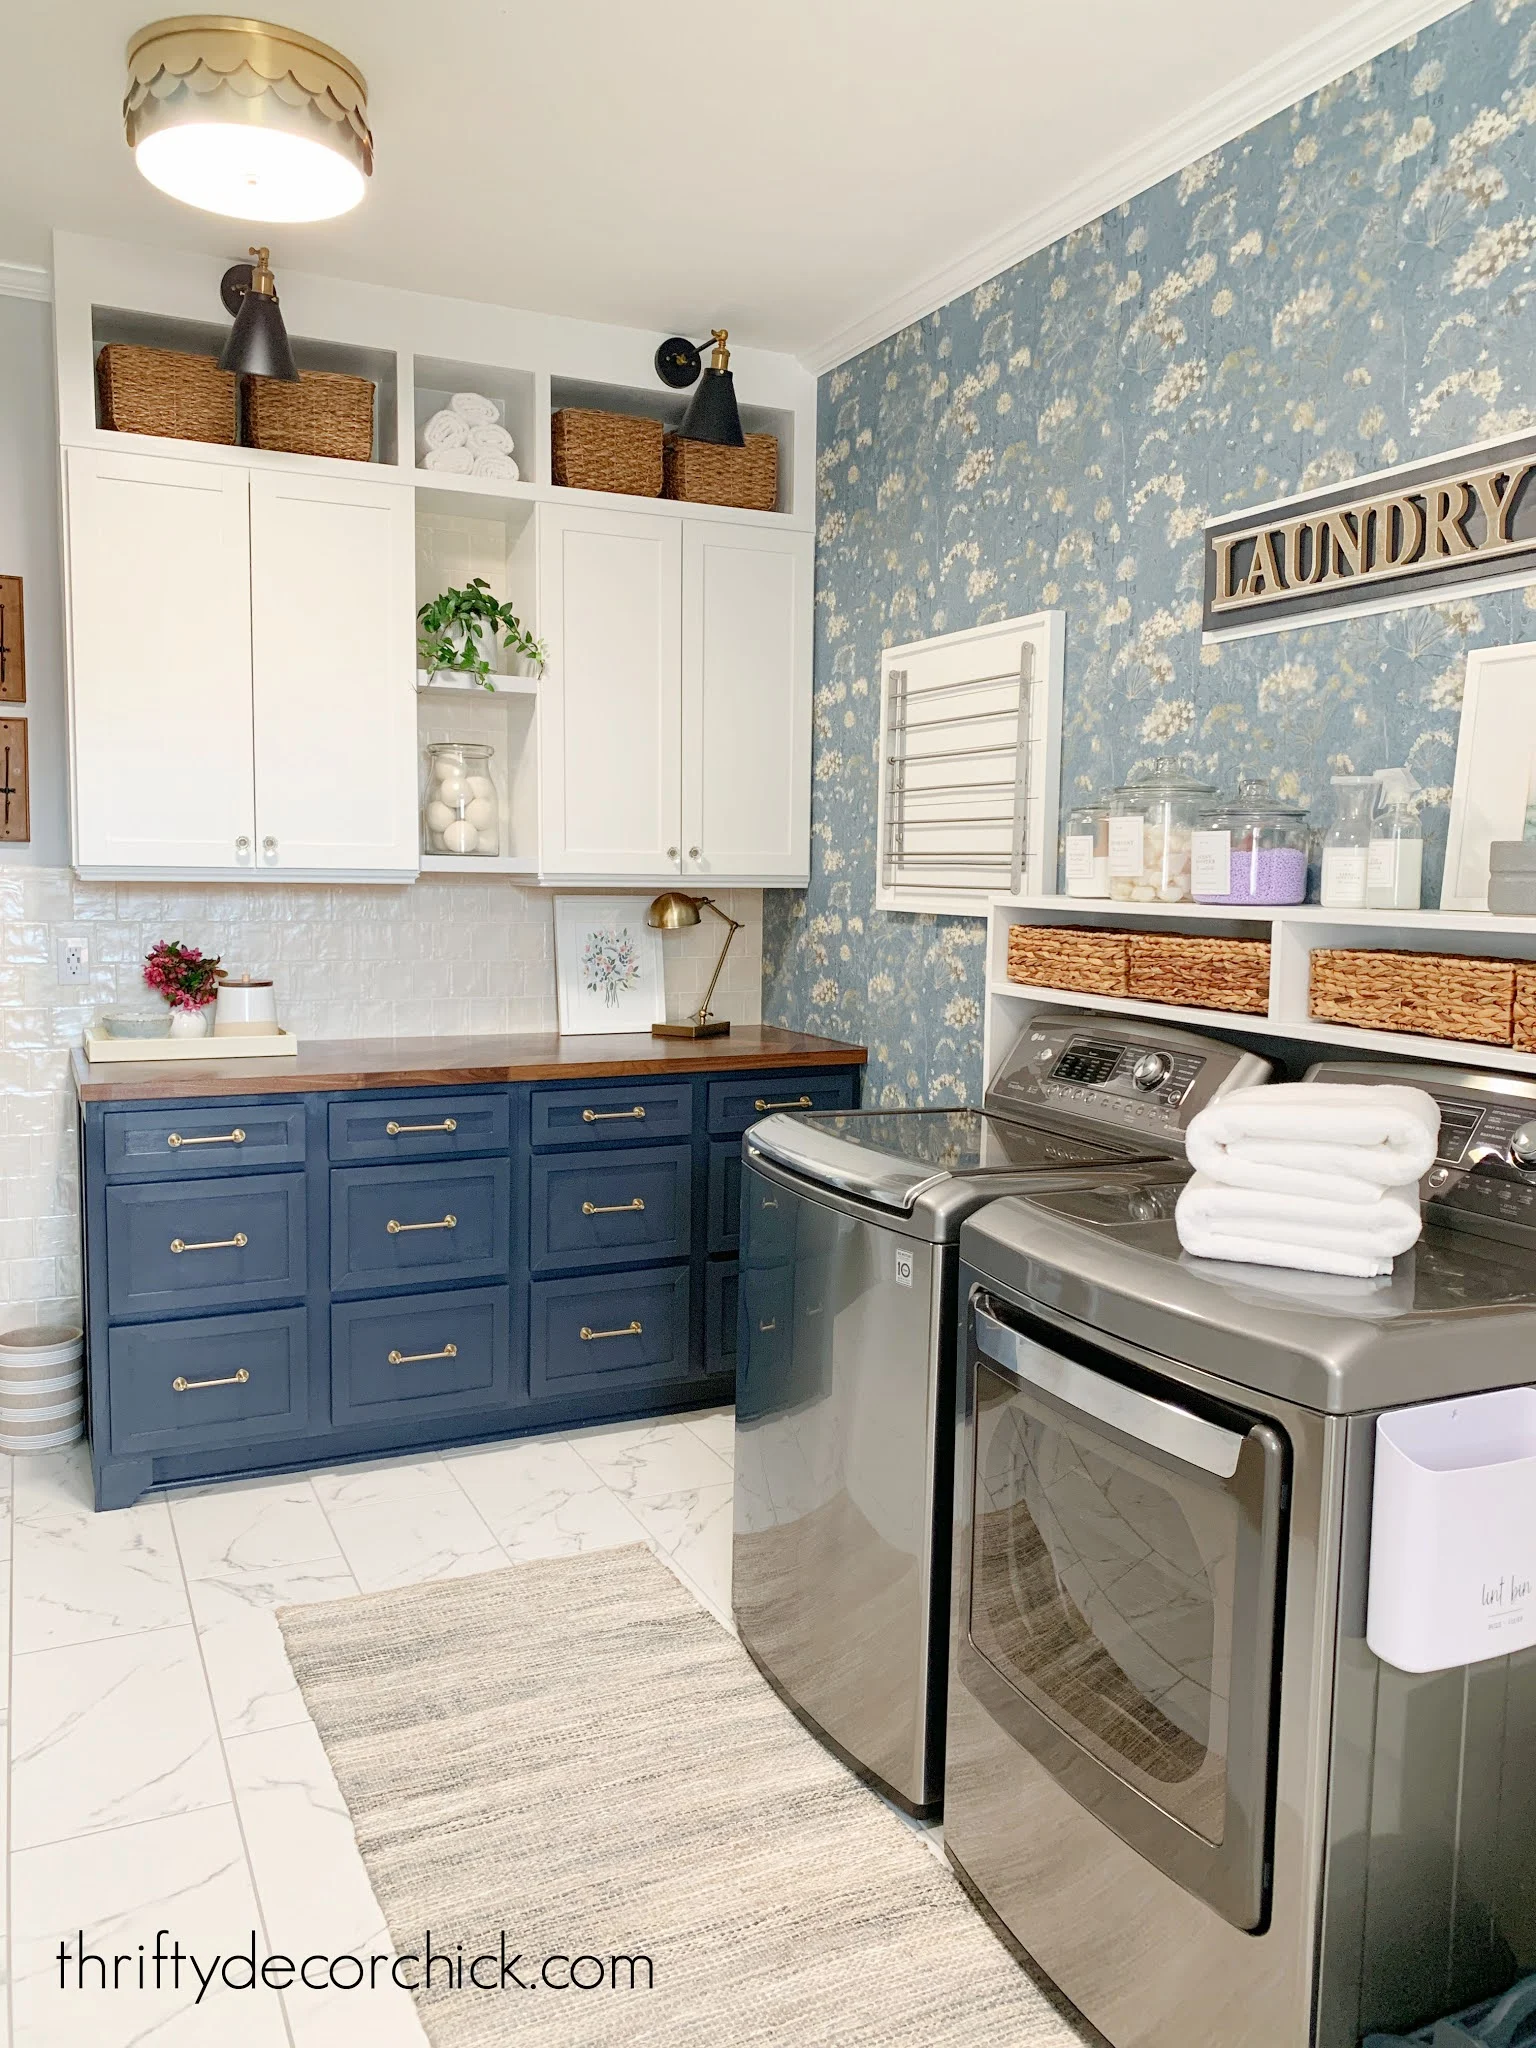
[986,1018,1271,1142]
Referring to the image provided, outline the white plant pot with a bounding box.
[169,1007,210,1039]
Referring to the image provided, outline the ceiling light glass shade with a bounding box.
[125,17,372,223]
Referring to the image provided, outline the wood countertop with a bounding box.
[70,1025,867,1103]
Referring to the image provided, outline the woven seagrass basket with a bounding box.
[244,369,375,462]
[551,410,664,497]
[1310,948,1514,1045]
[1007,925,1129,997]
[96,344,237,445]
[662,432,779,512]
[1514,964,1536,1053]
[1127,933,1271,1015]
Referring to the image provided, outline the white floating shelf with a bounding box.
[992,892,1536,940]
[419,852,539,876]
[410,468,540,506]
[416,670,538,698]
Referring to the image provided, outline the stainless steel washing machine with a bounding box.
[946,1058,1536,2048]
[731,1013,1271,1815]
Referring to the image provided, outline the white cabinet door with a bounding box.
[681,520,812,884]
[249,471,418,876]
[66,448,255,872]
[537,503,682,879]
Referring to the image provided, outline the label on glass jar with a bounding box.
[1191,830,1231,897]
[1065,834,1096,884]
[1108,815,1145,879]
[1321,844,1369,907]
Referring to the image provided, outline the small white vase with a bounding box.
[169,1008,209,1040]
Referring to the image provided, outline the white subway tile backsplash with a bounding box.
[0,869,762,1331]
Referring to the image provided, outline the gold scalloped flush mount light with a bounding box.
[125,16,372,222]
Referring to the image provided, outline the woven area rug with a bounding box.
[278,1543,1089,2047]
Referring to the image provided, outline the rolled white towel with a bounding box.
[471,453,520,480]
[1175,1171,1423,1278]
[449,391,500,425]
[467,421,514,456]
[421,409,469,452]
[422,444,475,475]
[1185,1082,1440,1204]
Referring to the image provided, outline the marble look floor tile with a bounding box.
[190,1565,359,1739]
[682,1404,735,1461]
[627,1478,735,1619]
[12,1440,92,1515]
[566,1417,732,1501]
[171,1475,345,1583]
[11,1625,227,1849]
[445,1434,649,1557]
[323,1491,506,1593]
[11,1806,289,2047]
[12,1487,188,1654]
[226,1720,387,1959]
[309,1455,461,1511]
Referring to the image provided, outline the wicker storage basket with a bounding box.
[96,344,236,445]
[551,409,664,497]
[1310,949,1515,1045]
[1127,933,1271,1015]
[245,369,375,462]
[1515,965,1536,1053]
[662,432,779,512]
[1008,924,1128,997]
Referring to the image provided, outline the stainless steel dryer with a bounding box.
[946,1058,1536,2048]
[731,1013,1270,1816]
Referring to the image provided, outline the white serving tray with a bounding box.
[83,1029,300,1064]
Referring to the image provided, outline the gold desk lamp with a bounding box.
[647,892,743,1038]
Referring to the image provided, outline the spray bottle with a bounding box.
[1366,768,1423,910]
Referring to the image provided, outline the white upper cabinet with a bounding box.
[66,448,256,873]
[537,505,811,886]
[249,472,417,876]
[537,502,683,878]
[681,521,812,884]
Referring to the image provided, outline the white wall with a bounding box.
[0,294,67,867]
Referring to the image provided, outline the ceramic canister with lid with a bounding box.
[1107,760,1219,903]
[1191,782,1310,905]
[214,976,279,1036]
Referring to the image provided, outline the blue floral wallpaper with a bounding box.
[763,0,1536,1106]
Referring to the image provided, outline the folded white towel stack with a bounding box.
[422,409,469,452]
[422,444,474,475]
[471,453,520,480]
[449,390,500,425]
[467,421,514,456]
[1175,1081,1440,1278]
[418,395,517,472]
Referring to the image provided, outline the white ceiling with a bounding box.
[0,0,1464,368]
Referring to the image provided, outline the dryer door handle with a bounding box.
[972,1296,1243,1479]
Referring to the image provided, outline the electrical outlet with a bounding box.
[57,937,89,984]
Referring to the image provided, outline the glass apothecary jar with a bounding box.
[1192,782,1310,905]
[1064,801,1112,899]
[422,741,500,858]
[1107,760,1218,903]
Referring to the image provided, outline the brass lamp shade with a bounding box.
[647,891,742,1039]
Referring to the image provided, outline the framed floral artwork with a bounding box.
[553,895,666,1035]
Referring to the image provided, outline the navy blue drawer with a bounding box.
[740,1166,797,1268]
[331,1285,515,1425]
[108,1308,309,1455]
[331,1158,511,1293]
[707,1140,742,1256]
[705,1259,738,1373]
[328,1092,509,1163]
[530,1267,692,1400]
[105,1174,306,1320]
[529,1142,691,1275]
[706,1069,855,1137]
[530,1081,692,1149]
[104,1103,305,1180]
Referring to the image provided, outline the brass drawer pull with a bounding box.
[754,1095,814,1113]
[388,1343,459,1365]
[167,1127,246,1149]
[385,1118,458,1135]
[581,1197,645,1216]
[759,1318,778,1333]
[172,1368,250,1393]
[579,1320,642,1341]
[582,1106,646,1122]
[170,1231,248,1255]
[387,1214,457,1235]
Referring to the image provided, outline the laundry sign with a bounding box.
[1202,431,1536,638]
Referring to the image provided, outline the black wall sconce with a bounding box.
[654,329,745,446]
[219,247,300,381]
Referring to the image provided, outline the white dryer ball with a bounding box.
[442,820,478,854]
[466,775,495,800]
[425,800,454,833]
[434,768,468,803]
[465,796,496,830]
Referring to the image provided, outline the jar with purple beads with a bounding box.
[1191,782,1310,905]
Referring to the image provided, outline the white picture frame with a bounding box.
[1441,642,1536,912]
[553,895,666,1035]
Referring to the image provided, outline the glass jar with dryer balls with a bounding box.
[1321,775,1376,909]
[1064,801,1112,898]
[1107,761,1218,903]
[422,742,500,858]
[1192,782,1310,905]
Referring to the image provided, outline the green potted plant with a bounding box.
[417,578,547,690]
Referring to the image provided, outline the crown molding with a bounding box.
[801,0,1468,376]
[0,262,52,304]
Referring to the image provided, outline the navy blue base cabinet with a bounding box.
[76,1043,861,1508]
